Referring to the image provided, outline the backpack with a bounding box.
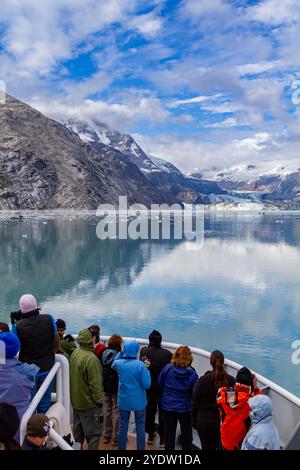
[100,348,119,395]
[101,348,118,367]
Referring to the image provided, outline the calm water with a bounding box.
[1,212,300,397]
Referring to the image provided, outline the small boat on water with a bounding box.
[19,337,300,451]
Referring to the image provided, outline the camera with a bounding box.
[10,310,22,325]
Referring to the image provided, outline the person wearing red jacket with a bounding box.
[217,367,263,450]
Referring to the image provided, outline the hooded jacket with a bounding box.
[112,342,151,412]
[0,359,39,440]
[217,383,262,450]
[60,336,76,358]
[70,329,104,410]
[158,363,198,413]
[241,395,281,450]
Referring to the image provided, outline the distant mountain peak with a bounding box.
[62,116,300,210]
[65,119,179,177]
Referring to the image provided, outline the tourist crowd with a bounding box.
[0,294,281,451]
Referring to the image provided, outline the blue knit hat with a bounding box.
[0,332,20,359]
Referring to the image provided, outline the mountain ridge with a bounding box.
[0,93,299,210]
[65,119,228,206]
[66,118,300,209]
[0,94,175,209]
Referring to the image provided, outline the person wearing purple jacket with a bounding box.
[158,346,198,451]
[0,332,39,442]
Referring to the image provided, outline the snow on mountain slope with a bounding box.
[195,160,300,184]
[65,119,299,209]
[149,156,183,175]
[65,120,163,175]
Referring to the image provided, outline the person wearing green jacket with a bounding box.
[56,319,77,358]
[70,329,104,450]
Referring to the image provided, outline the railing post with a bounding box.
[49,425,73,451]
[20,362,60,444]
[54,354,70,424]
[55,358,63,405]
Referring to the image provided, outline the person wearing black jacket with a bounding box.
[139,330,172,447]
[14,294,56,414]
[100,335,123,446]
[0,403,22,451]
[192,350,235,450]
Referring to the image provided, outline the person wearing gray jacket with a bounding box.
[242,395,281,450]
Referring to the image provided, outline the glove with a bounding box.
[142,357,151,368]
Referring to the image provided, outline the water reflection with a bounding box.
[0,213,300,396]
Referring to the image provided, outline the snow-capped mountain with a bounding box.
[65,119,227,205]
[192,161,300,194]
[196,161,300,184]
[65,120,163,175]
[66,119,300,210]
[191,161,300,208]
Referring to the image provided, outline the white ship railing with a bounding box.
[19,354,73,450]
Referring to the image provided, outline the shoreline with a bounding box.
[0,209,300,221]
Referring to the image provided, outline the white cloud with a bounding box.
[169,94,221,108]
[248,0,300,25]
[0,0,165,85]
[172,114,194,124]
[201,101,241,114]
[128,12,162,39]
[181,0,232,19]
[0,0,299,174]
[33,93,170,132]
[0,0,137,76]
[243,78,287,118]
[205,117,248,128]
[236,61,282,76]
[60,71,114,100]
[132,130,298,173]
[235,132,275,151]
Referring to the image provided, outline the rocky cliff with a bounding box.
[0,94,174,209]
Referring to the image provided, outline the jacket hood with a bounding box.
[0,332,20,359]
[249,394,272,424]
[77,329,94,351]
[172,365,194,378]
[15,361,40,380]
[123,341,139,358]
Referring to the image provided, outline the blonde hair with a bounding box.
[171,345,193,368]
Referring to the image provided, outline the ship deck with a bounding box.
[99,435,159,451]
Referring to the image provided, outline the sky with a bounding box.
[0,0,300,173]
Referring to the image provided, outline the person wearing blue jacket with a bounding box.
[0,332,40,442]
[158,345,198,451]
[112,341,151,450]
